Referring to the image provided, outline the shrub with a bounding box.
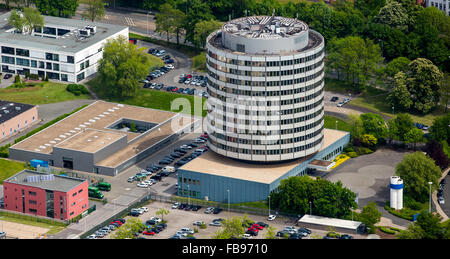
[194,227,199,233]
[356,146,374,155]
[66,84,89,96]
[379,226,396,235]
[14,74,21,84]
[343,145,355,153]
[347,151,358,158]
[200,223,207,229]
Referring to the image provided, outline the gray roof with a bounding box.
[5,170,87,193]
[0,100,35,124]
[0,11,128,54]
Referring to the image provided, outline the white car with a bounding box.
[172,202,180,209]
[87,234,97,239]
[165,64,174,69]
[140,207,149,213]
[150,217,162,224]
[337,102,344,107]
[242,233,251,239]
[180,227,194,234]
[268,214,277,221]
[205,207,214,214]
[137,182,149,188]
[180,145,192,149]
[175,231,188,237]
[438,197,445,204]
[142,180,152,186]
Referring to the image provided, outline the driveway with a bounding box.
[323,148,412,227]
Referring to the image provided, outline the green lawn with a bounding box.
[0,212,67,235]
[324,115,352,132]
[0,158,27,184]
[0,82,91,105]
[88,77,207,117]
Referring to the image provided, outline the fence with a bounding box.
[0,209,69,227]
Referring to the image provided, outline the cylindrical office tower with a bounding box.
[205,16,325,162]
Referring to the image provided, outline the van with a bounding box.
[98,182,111,191]
[162,166,175,174]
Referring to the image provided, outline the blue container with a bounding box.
[30,159,49,168]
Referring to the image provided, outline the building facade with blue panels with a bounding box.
[177,130,350,204]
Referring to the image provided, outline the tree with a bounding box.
[387,72,412,111]
[388,113,414,142]
[375,0,410,32]
[270,176,357,218]
[404,127,423,150]
[395,152,442,202]
[155,208,170,221]
[97,35,151,98]
[360,113,388,140]
[183,0,214,44]
[348,113,364,140]
[210,216,245,239]
[172,8,186,45]
[81,0,105,22]
[327,36,383,90]
[388,58,444,114]
[35,0,78,18]
[423,140,450,170]
[398,212,445,239]
[354,0,386,17]
[111,218,146,239]
[384,57,411,79]
[8,9,25,33]
[193,20,222,48]
[264,225,277,239]
[361,134,378,148]
[440,73,450,112]
[429,113,450,144]
[155,3,176,43]
[358,202,381,234]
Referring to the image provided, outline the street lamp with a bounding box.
[187,184,190,205]
[428,182,433,213]
[227,188,230,212]
[335,120,338,130]
[309,201,312,215]
[268,195,271,217]
[392,106,394,115]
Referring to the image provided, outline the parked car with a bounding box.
[340,234,354,239]
[213,208,223,214]
[330,96,338,102]
[3,74,12,79]
[268,214,277,221]
[209,221,222,227]
[143,230,155,236]
[181,227,194,234]
[438,197,445,204]
[205,207,214,214]
[172,202,180,209]
[193,221,204,226]
[137,182,149,188]
[337,102,344,107]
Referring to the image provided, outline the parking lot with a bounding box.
[94,201,368,239]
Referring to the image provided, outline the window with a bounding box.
[29,200,37,205]
[80,62,85,71]
[16,58,30,67]
[72,192,77,197]
[16,48,29,57]
[53,63,59,71]
[29,208,37,213]
[46,62,52,69]
[28,191,37,196]
[61,74,68,82]
[31,60,37,68]
[1,46,14,55]
[77,72,85,82]
[67,56,74,64]
[78,189,83,193]
[2,56,14,64]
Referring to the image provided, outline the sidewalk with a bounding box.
[433,168,449,222]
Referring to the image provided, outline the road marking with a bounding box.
[124,17,135,26]
[104,15,109,20]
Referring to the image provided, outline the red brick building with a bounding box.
[3,170,88,221]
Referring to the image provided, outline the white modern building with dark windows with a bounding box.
[177,16,351,204]
[0,11,128,83]
[206,16,325,162]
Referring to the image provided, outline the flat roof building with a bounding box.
[0,100,38,142]
[0,11,128,82]
[3,170,89,221]
[178,129,350,203]
[9,101,197,176]
[297,214,365,234]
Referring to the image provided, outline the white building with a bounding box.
[0,11,128,83]
[426,0,450,15]
[205,16,325,162]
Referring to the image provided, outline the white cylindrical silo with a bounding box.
[390,176,404,210]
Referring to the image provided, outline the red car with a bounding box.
[143,230,155,236]
[171,87,178,92]
[248,227,259,232]
[252,224,264,230]
[187,74,192,78]
[110,221,123,226]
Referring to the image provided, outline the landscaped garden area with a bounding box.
[0,81,91,105]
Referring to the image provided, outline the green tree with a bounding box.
[81,0,105,22]
[354,0,386,17]
[348,113,364,140]
[10,7,45,35]
[398,212,446,239]
[183,0,214,45]
[327,36,383,90]
[210,216,245,239]
[155,208,170,221]
[264,225,277,239]
[172,8,186,45]
[375,0,410,32]
[361,134,378,148]
[8,9,25,33]
[111,218,146,239]
[156,3,176,43]
[35,0,78,18]
[193,20,222,48]
[430,113,450,144]
[384,57,411,79]
[404,127,423,150]
[270,176,357,218]
[97,35,151,98]
[395,152,442,202]
[360,113,388,139]
[387,72,413,111]
[358,202,381,234]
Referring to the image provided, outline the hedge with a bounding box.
[66,84,90,96]
[378,226,396,235]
